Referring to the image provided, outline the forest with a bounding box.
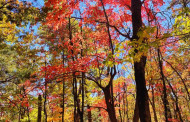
[0,0,189,121]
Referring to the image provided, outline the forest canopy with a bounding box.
[0,0,189,122]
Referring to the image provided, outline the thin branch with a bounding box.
[70,16,131,40]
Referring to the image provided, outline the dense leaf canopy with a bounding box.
[0,0,189,121]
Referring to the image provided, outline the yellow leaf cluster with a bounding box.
[0,15,18,42]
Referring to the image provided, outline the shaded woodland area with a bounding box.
[0,0,189,121]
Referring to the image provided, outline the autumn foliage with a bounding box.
[0,0,189,122]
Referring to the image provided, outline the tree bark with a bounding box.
[80,72,85,122]
[44,54,48,122]
[133,96,139,122]
[131,0,151,121]
[134,58,151,122]
[103,85,117,122]
[100,1,117,121]
[85,89,92,122]
[37,95,42,122]
[62,51,65,122]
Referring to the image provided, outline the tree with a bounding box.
[1,0,190,121]
[43,0,166,121]
[0,0,41,121]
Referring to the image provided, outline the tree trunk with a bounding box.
[151,86,158,122]
[73,75,78,122]
[134,58,151,122]
[80,23,85,122]
[44,55,48,122]
[87,105,92,122]
[62,51,65,122]
[158,49,172,121]
[123,83,129,122]
[37,95,42,122]
[103,86,117,122]
[100,1,117,121]
[158,49,183,122]
[80,72,85,122]
[133,96,139,122]
[68,18,79,122]
[167,80,183,122]
[131,0,151,121]
[27,106,30,122]
[126,94,129,122]
[85,89,92,122]
[163,58,190,101]
[118,90,122,122]
[18,104,21,122]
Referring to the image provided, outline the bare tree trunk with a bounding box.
[62,51,65,122]
[73,74,78,122]
[80,72,85,122]
[133,96,139,122]
[103,85,117,122]
[44,54,48,122]
[38,95,42,122]
[76,82,82,122]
